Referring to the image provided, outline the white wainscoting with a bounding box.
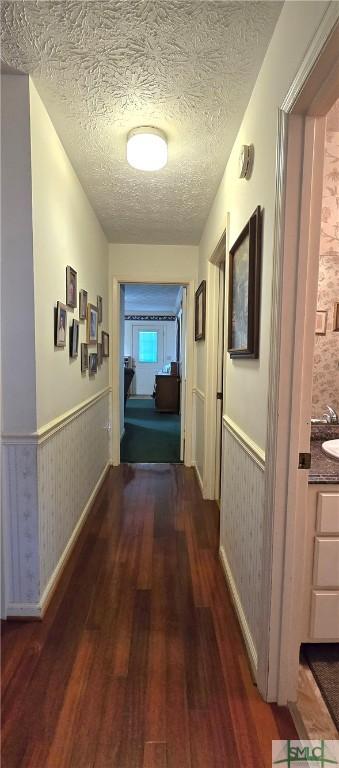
[220,416,266,674]
[3,387,111,617]
[192,387,205,493]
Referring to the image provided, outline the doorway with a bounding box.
[262,13,339,709]
[118,283,187,464]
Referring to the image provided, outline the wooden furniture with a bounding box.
[154,373,180,413]
[302,488,339,641]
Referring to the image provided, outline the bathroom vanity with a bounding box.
[301,426,339,642]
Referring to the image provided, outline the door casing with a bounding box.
[110,276,195,467]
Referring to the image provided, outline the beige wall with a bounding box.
[2,77,111,616]
[194,0,334,679]
[109,243,198,284]
[312,99,339,418]
[197,0,331,453]
[29,81,109,429]
[1,75,37,434]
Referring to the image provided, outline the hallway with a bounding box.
[2,465,296,768]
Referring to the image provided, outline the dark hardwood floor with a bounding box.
[1,464,297,767]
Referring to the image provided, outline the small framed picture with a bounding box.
[333,302,339,331]
[66,266,77,308]
[97,295,103,324]
[102,331,109,357]
[70,319,79,358]
[81,343,88,373]
[315,310,327,335]
[87,303,98,344]
[55,302,67,347]
[97,342,103,366]
[79,289,88,320]
[195,281,206,341]
[89,353,97,375]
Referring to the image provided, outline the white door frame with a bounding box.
[202,231,227,500]
[111,276,195,467]
[259,7,339,703]
[180,287,188,462]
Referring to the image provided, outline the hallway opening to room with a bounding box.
[120,284,186,463]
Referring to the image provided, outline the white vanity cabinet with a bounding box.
[302,488,339,642]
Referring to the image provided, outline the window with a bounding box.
[138,331,158,363]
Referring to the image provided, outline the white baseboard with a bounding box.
[6,462,110,620]
[219,545,258,677]
[192,460,204,496]
[6,602,42,619]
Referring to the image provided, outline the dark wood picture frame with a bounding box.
[70,319,79,358]
[228,206,262,358]
[66,265,77,308]
[195,280,206,341]
[55,301,67,348]
[81,343,88,373]
[89,353,97,375]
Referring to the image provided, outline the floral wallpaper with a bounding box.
[312,99,339,419]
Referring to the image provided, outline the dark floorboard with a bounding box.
[1,464,297,767]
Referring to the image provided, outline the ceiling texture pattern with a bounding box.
[1,1,281,244]
[124,284,181,313]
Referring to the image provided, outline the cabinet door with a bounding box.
[310,591,339,640]
[313,537,339,588]
[317,493,339,534]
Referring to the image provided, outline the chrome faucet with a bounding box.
[311,405,339,425]
[323,405,339,424]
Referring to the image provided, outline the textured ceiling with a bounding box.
[124,284,181,313]
[1,1,282,245]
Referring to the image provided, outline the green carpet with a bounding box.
[121,398,181,463]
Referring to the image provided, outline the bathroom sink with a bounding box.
[322,439,339,460]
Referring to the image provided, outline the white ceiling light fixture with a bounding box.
[127,126,168,171]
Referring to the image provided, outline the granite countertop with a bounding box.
[309,425,339,484]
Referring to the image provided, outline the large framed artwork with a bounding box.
[228,206,262,358]
[195,280,206,341]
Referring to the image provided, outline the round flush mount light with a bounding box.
[127,127,168,171]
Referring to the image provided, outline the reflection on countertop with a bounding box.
[309,425,339,484]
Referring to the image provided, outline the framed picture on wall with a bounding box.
[87,303,98,344]
[81,343,88,372]
[228,206,262,358]
[97,342,103,366]
[102,331,109,357]
[70,319,79,358]
[195,280,206,341]
[89,353,97,375]
[97,295,103,324]
[55,301,67,347]
[315,310,327,335]
[66,265,77,308]
[79,289,88,320]
[333,302,339,332]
